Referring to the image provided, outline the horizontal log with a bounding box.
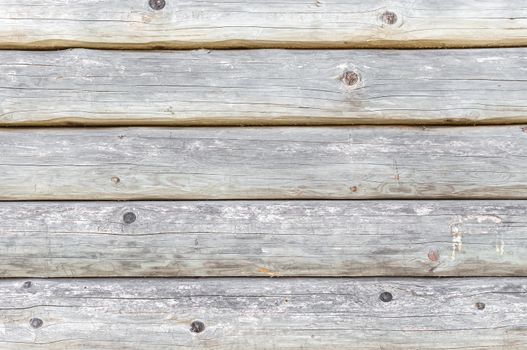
[2,49,527,125]
[1,126,527,200]
[0,201,525,277]
[2,278,526,349]
[1,1,527,49]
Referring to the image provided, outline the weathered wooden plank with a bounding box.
[1,278,526,349]
[0,201,525,277]
[1,1,527,49]
[2,49,527,125]
[1,126,527,200]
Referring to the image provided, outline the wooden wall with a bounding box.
[0,1,526,348]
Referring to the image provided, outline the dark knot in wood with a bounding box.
[342,71,360,87]
[379,291,393,302]
[30,318,43,329]
[149,0,166,10]
[190,320,206,333]
[123,212,137,224]
[382,11,398,25]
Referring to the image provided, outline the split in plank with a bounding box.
[2,277,527,349]
[2,49,527,126]
[1,1,527,49]
[1,126,527,200]
[0,201,525,277]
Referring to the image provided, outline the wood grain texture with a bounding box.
[0,201,526,277]
[2,49,527,126]
[1,126,527,200]
[1,278,526,349]
[1,1,527,49]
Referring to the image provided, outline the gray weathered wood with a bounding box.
[0,201,525,277]
[1,126,527,200]
[1,1,527,49]
[1,278,526,349]
[2,49,527,125]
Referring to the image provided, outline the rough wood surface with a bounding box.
[1,126,527,200]
[1,278,526,349]
[0,201,525,277]
[2,49,527,125]
[1,1,527,49]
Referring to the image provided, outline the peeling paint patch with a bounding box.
[450,223,463,259]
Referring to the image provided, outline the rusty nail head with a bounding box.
[428,249,440,262]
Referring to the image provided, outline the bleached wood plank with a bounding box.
[0,201,525,277]
[1,126,527,200]
[1,1,527,49]
[2,49,527,125]
[1,278,526,349]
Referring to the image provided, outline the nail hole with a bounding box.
[190,320,205,333]
[149,0,166,10]
[475,302,485,310]
[30,318,43,329]
[111,176,120,184]
[22,281,32,288]
[123,212,137,224]
[381,11,398,25]
[350,186,358,193]
[379,292,393,302]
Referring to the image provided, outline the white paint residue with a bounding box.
[476,57,505,63]
[463,214,502,224]
[415,206,432,216]
[450,223,463,259]
[449,214,504,259]
[496,239,505,256]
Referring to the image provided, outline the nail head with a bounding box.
[22,281,32,289]
[123,212,137,224]
[149,0,166,10]
[475,302,485,310]
[30,318,43,329]
[379,291,393,302]
[190,320,205,333]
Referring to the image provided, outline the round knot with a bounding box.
[475,302,485,310]
[342,71,360,87]
[381,11,398,25]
